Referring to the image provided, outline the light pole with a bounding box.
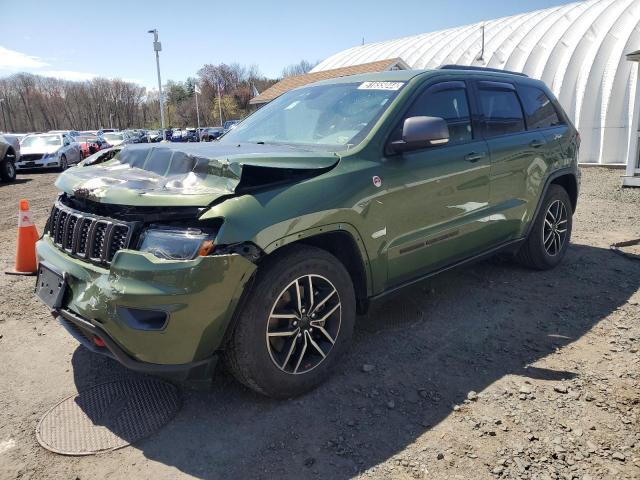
[194,83,201,135]
[148,29,166,141]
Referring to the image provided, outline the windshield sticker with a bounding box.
[358,81,404,91]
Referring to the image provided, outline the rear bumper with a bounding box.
[56,308,217,380]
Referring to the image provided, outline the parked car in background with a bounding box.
[184,128,199,142]
[170,129,185,142]
[6,133,30,143]
[200,127,224,142]
[75,135,109,158]
[97,128,118,136]
[49,129,81,138]
[147,130,163,142]
[223,120,240,133]
[17,133,81,170]
[0,134,19,182]
[101,131,135,147]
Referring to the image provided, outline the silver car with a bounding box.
[17,133,82,170]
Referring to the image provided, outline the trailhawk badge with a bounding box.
[372,176,382,188]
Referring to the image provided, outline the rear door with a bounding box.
[379,80,494,286]
[474,80,547,243]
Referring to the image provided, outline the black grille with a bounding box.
[20,154,44,162]
[109,225,130,261]
[46,203,134,266]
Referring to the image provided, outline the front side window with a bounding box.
[220,81,405,150]
[478,89,525,137]
[518,85,561,130]
[401,85,473,145]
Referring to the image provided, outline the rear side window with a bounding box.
[402,85,473,144]
[478,89,525,137]
[518,85,562,129]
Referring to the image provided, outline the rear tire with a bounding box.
[517,184,572,270]
[224,245,356,398]
[0,158,16,182]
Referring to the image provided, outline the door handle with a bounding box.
[530,139,545,148]
[465,152,486,162]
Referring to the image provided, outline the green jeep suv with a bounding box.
[35,66,579,397]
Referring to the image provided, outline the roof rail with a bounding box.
[438,64,528,77]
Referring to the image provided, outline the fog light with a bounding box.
[117,306,168,331]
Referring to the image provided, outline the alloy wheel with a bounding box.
[542,199,568,256]
[266,274,341,375]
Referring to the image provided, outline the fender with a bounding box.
[524,166,579,238]
[264,222,374,297]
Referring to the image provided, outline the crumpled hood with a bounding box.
[55,143,339,207]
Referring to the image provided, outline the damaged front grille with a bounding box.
[46,202,135,266]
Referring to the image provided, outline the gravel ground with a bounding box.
[0,168,638,480]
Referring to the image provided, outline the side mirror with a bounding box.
[389,116,449,154]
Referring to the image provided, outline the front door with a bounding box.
[376,80,494,288]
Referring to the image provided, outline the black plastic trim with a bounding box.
[371,238,526,302]
[56,308,217,380]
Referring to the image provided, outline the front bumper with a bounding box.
[56,308,217,380]
[36,235,256,375]
[16,158,59,169]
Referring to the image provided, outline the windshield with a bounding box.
[21,135,62,147]
[220,81,404,149]
[103,133,123,141]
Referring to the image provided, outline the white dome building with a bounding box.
[313,0,640,173]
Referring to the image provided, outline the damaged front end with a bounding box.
[36,143,339,377]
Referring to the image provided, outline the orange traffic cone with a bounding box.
[6,199,39,276]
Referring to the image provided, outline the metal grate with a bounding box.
[46,203,135,266]
[36,379,181,455]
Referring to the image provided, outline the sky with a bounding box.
[0,0,577,90]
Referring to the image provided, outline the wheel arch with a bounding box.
[550,173,578,212]
[3,146,16,160]
[263,225,372,314]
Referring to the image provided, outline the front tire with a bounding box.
[59,155,68,171]
[517,184,573,270]
[224,245,356,398]
[0,158,16,182]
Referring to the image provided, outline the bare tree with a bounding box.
[281,60,317,78]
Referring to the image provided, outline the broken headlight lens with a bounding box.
[139,227,215,260]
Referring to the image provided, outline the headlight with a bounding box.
[42,152,56,159]
[139,227,215,260]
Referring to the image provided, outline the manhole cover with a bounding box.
[36,379,180,455]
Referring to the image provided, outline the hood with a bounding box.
[55,142,339,207]
[21,144,61,155]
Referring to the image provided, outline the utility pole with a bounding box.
[148,29,166,141]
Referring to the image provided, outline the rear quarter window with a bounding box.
[518,85,563,129]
